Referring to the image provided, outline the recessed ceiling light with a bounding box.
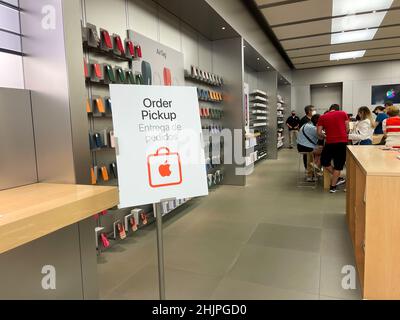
[324,85,328,88]
[257,57,260,61]
[331,29,377,44]
[221,26,226,30]
[330,50,366,61]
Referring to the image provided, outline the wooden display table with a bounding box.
[0,183,119,254]
[346,146,400,299]
[0,183,118,299]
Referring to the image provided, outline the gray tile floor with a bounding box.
[98,149,361,300]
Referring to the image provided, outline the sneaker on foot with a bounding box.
[336,177,346,187]
[330,186,337,193]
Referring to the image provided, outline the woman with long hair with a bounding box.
[348,106,374,145]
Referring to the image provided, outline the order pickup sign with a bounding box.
[109,85,208,207]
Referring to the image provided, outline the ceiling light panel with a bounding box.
[331,29,378,44]
[331,12,387,32]
[331,0,393,44]
[330,50,366,60]
[332,0,393,15]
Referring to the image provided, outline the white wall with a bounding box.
[206,0,292,81]
[311,86,342,114]
[82,0,214,73]
[292,60,400,115]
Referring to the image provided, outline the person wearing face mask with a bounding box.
[373,106,388,135]
[299,105,316,128]
[286,110,301,149]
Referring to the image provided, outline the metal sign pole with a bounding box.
[153,202,166,300]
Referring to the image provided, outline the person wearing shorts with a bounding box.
[317,104,350,193]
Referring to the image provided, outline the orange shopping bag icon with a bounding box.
[147,147,183,188]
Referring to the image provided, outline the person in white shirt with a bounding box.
[348,106,374,145]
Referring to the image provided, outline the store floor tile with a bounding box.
[211,278,319,300]
[107,264,221,300]
[320,255,362,300]
[260,210,323,228]
[98,149,359,300]
[248,223,322,253]
[227,244,321,294]
[162,235,243,277]
[322,212,348,230]
[320,228,354,259]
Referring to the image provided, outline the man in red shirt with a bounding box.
[317,104,350,193]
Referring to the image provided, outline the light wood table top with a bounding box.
[0,183,119,254]
[347,145,400,176]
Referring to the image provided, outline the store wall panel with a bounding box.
[0,88,37,191]
[181,23,199,70]
[20,0,76,183]
[84,0,127,35]
[198,34,213,71]
[158,6,181,51]
[129,0,159,41]
[206,0,292,81]
[293,60,400,113]
[213,37,245,186]
[0,52,24,89]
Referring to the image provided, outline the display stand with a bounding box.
[153,198,176,300]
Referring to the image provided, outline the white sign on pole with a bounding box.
[109,85,208,208]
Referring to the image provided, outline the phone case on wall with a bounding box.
[113,34,125,56]
[101,166,109,181]
[109,130,116,148]
[126,70,135,84]
[163,67,172,86]
[90,167,97,185]
[92,63,103,81]
[94,133,103,149]
[135,45,142,58]
[86,99,92,113]
[141,61,152,85]
[100,29,113,51]
[135,73,144,85]
[110,162,118,179]
[102,129,109,147]
[105,97,112,113]
[104,64,115,83]
[115,67,126,84]
[125,40,135,59]
[83,59,90,79]
[94,97,105,113]
[86,23,100,48]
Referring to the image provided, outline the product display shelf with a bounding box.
[248,90,268,164]
[277,95,286,150]
[187,65,225,189]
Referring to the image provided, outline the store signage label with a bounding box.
[110,85,208,207]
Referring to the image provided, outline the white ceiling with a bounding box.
[254,0,400,69]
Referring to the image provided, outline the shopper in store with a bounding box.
[317,104,350,193]
[297,114,322,181]
[373,106,389,135]
[382,105,400,149]
[286,110,300,149]
[348,107,374,145]
[299,105,316,168]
